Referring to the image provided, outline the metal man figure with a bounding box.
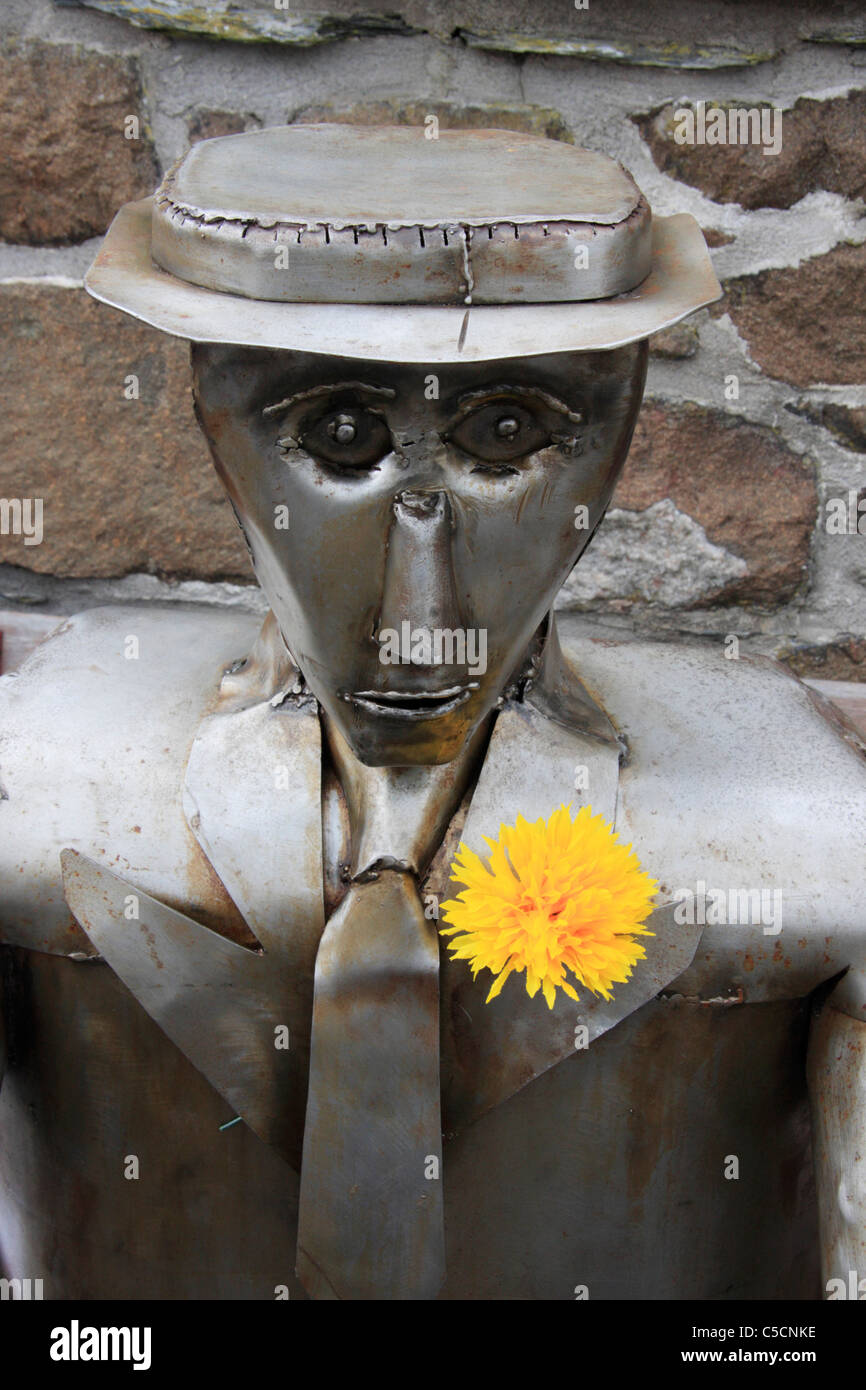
[1,126,864,1300]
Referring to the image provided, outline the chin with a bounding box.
[327,703,486,768]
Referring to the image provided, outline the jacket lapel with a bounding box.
[179,687,325,1165]
[184,693,324,1008]
[182,610,326,1060]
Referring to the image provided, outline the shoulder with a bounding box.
[557,614,866,809]
[2,603,259,706]
[0,604,261,955]
[557,615,866,998]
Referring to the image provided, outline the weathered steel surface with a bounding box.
[297,871,444,1301]
[0,945,818,1299]
[0,605,261,960]
[61,851,304,1168]
[151,127,652,306]
[161,126,642,230]
[557,616,866,1010]
[87,203,719,360]
[443,992,819,1300]
[0,946,303,1300]
[2,594,865,1301]
[48,617,642,1160]
[1,600,863,1297]
[807,1001,866,1292]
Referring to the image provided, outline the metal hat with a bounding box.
[85,124,721,363]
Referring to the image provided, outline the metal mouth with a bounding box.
[344,684,477,721]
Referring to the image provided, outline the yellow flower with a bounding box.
[439,804,657,1010]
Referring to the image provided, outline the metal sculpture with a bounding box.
[1,126,864,1301]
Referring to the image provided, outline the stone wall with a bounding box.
[1,0,865,678]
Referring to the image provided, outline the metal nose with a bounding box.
[376,490,463,653]
[394,490,446,520]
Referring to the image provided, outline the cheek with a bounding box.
[452,450,613,596]
[205,420,280,522]
[209,427,325,550]
[221,446,392,632]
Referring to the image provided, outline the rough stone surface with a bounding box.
[713,243,866,388]
[785,401,866,453]
[290,99,573,142]
[635,91,866,210]
[781,637,866,682]
[0,284,249,581]
[70,1,421,44]
[606,401,817,607]
[702,228,735,248]
[62,0,856,58]
[0,37,159,245]
[456,30,776,67]
[802,21,866,46]
[649,323,698,360]
[187,109,260,143]
[558,499,747,608]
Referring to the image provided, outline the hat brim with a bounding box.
[85,198,721,364]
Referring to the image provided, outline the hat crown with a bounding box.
[151,124,653,307]
[159,124,642,231]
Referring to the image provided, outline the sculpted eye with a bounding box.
[447,401,552,466]
[294,407,393,470]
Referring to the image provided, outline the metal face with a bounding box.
[191,342,648,767]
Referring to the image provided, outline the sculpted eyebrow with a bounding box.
[262,381,396,419]
[453,384,585,425]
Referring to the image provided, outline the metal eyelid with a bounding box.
[448,385,586,430]
[262,381,397,420]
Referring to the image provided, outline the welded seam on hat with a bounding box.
[153,192,649,239]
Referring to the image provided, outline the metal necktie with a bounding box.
[296,867,444,1300]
